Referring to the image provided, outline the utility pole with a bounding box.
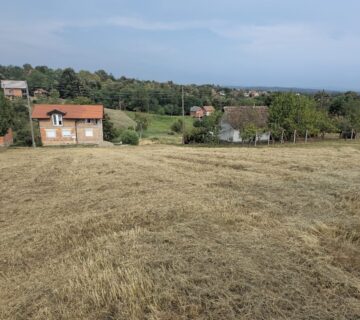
[25,81,36,148]
[182,86,185,144]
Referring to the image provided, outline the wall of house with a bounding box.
[39,119,77,146]
[38,119,103,146]
[76,120,103,144]
[219,121,270,143]
[191,110,204,118]
[4,88,23,99]
[0,129,14,147]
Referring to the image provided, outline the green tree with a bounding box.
[0,92,13,135]
[58,68,82,99]
[269,93,329,139]
[134,113,150,138]
[103,114,118,141]
[71,96,93,105]
[171,119,184,133]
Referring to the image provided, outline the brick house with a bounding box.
[202,106,215,116]
[1,80,26,100]
[0,129,14,147]
[190,106,215,118]
[190,106,204,118]
[31,104,104,146]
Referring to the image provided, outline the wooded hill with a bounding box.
[0,64,270,115]
[1,64,360,145]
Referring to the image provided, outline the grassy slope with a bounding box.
[126,111,194,143]
[104,108,136,130]
[1,141,360,319]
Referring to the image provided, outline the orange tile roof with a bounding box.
[32,104,104,119]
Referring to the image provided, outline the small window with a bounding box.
[85,128,93,137]
[46,129,56,138]
[62,129,72,137]
[85,119,92,124]
[52,114,63,126]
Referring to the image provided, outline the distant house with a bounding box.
[202,106,215,116]
[1,80,26,100]
[190,106,215,118]
[190,106,204,118]
[0,129,14,147]
[34,88,48,98]
[219,106,270,143]
[32,104,104,146]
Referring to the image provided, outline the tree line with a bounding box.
[0,64,269,115]
[1,64,359,145]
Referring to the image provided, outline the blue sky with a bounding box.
[1,0,360,90]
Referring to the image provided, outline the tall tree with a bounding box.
[0,92,13,136]
[58,68,82,99]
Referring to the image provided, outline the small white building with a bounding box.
[219,106,270,143]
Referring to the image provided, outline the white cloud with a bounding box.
[106,16,213,31]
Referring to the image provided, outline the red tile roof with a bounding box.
[32,104,104,119]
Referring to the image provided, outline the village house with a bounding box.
[190,106,215,118]
[1,80,25,100]
[0,129,14,147]
[219,106,270,143]
[33,88,49,98]
[31,104,104,146]
[190,106,204,118]
[202,105,215,116]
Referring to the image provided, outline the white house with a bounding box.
[219,106,270,143]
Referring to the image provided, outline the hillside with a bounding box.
[104,108,136,130]
[1,142,360,319]
[105,108,194,143]
[126,111,194,137]
[105,109,194,143]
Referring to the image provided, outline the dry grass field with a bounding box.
[1,142,360,319]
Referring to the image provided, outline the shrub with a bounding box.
[171,119,183,133]
[103,114,118,141]
[121,130,139,145]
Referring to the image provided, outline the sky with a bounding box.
[1,0,360,90]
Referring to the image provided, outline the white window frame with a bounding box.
[46,129,56,138]
[52,114,63,126]
[62,129,72,137]
[85,128,93,137]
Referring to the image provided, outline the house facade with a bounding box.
[190,106,215,118]
[32,104,104,146]
[34,88,48,98]
[219,106,270,143]
[1,80,26,100]
[3,88,24,100]
[190,106,204,118]
[202,106,215,116]
[0,129,14,147]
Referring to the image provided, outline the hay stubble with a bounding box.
[0,143,360,319]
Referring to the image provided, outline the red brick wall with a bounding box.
[38,119,103,146]
[190,110,204,118]
[0,129,14,147]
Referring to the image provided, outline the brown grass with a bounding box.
[1,141,360,319]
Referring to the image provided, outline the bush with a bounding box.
[171,119,183,133]
[121,130,139,145]
[103,114,118,141]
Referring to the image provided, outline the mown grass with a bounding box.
[1,142,360,319]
